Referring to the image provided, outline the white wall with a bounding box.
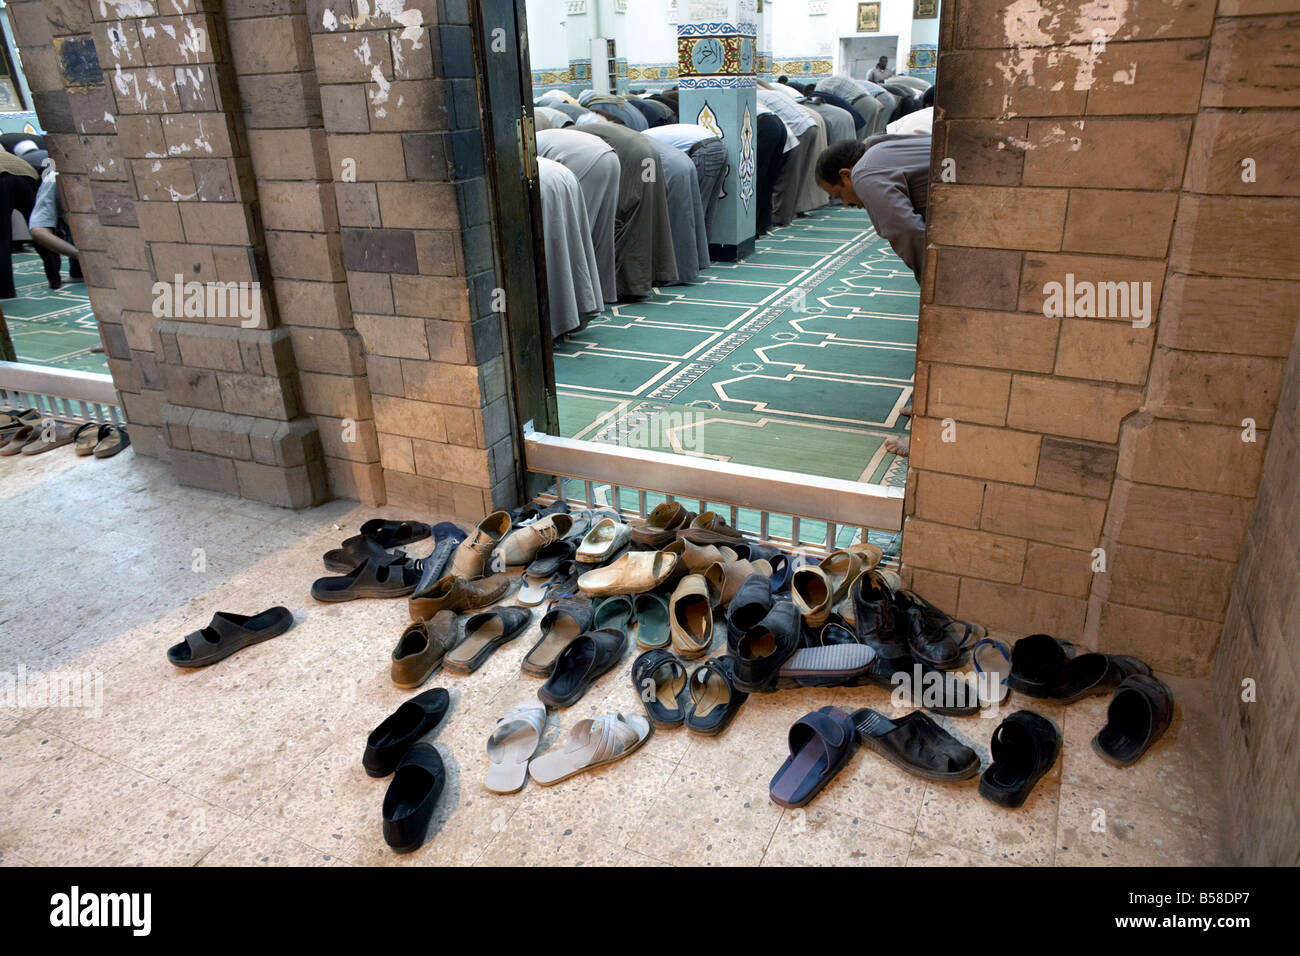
[525,0,571,70]
[622,0,678,65]
[770,0,927,77]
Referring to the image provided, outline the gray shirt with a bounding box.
[851,134,930,282]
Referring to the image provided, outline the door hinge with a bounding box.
[517,108,536,185]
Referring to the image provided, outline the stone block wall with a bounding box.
[8,0,516,522]
[907,0,1299,679]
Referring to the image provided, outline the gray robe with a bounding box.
[536,128,620,303]
[574,122,679,298]
[650,140,709,283]
[537,156,602,336]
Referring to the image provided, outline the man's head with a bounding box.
[815,140,868,206]
[777,75,789,85]
[877,56,888,67]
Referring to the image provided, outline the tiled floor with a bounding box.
[0,447,1230,866]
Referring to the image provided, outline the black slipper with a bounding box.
[521,595,592,677]
[1052,652,1151,704]
[323,535,406,574]
[632,648,688,727]
[866,650,982,716]
[442,606,532,674]
[526,536,579,577]
[684,656,748,735]
[382,744,446,853]
[978,710,1061,809]
[167,607,295,667]
[1006,634,1077,697]
[769,706,858,808]
[310,554,421,602]
[344,519,431,550]
[538,627,627,708]
[852,708,979,781]
[1092,675,1174,766]
[363,688,451,777]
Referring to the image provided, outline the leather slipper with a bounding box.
[442,606,532,674]
[363,688,450,777]
[537,627,627,708]
[167,606,295,667]
[528,712,651,786]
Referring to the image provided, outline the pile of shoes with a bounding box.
[0,408,129,459]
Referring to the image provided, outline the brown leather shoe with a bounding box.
[677,510,748,546]
[409,573,511,621]
[391,610,460,688]
[448,510,512,579]
[631,501,696,548]
[662,538,738,573]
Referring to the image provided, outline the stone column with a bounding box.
[676,0,758,260]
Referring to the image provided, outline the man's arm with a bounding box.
[27,173,77,257]
[30,227,78,259]
[852,143,928,281]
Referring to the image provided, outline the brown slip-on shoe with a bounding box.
[703,559,771,608]
[0,424,36,455]
[391,610,460,688]
[409,573,511,621]
[818,550,865,605]
[792,565,834,629]
[846,541,883,570]
[73,422,107,457]
[631,501,696,548]
[19,421,80,455]
[677,510,747,546]
[495,512,575,567]
[448,510,512,579]
[663,538,738,573]
[577,548,680,597]
[669,574,721,659]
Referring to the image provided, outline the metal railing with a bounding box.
[0,361,123,425]
[523,427,904,560]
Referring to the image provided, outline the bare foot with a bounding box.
[900,402,913,417]
[885,436,910,457]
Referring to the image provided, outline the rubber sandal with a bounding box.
[593,593,635,632]
[1006,634,1077,697]
[1052,652,1152,704]
[575,516,632,564]
[166,606,295,667]
[525,537,578,578]
[972,638,1012,707]
[382,744,445,852]
[323,535,406,574]
[1092,675,1173,766]
[537,627,627,708]
[18,420,79,455]
[684,656,748,736]
[311,554,421,602]
[442,606,532,674]
[769,706,858,808]
[485,697,547,794]
[852,708,979,782]
[632,648,688,727]
[342,518,432,551]
[978,710,1062,809]
[363,688,450,777]
[522,595,592,676]
[390,611,460,689]
[631,592,670,649]
[773,643,877,690]
[0,424,35,455]
[73,422,107,456]
[528,712,651,786]
[518,560,580,607]
[92,424,130,459]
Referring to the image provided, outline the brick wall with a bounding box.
[9,0,517,521]
[907,0,1299,678]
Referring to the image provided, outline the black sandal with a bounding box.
[632,648,688,727]
[310,554,421,602]
[852,708,979,781]
[167,607,295,667]
[322,535,406,573]
[343,519,431,550]
[1006,634,1076,697]
[442,607,532,674]
[684,656,748,735]
[978,710,1061,808]
[1092,675,1173,766]
[537,627,627,708]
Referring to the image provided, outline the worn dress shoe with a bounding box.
[391,611,461,689]
[448,510,512,579]
[409,573,511,621]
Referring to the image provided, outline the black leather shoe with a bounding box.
[733,601,801,692]
[382,743,446,852]
[851,570,907,655]
[726,573,774,651]
[363,688,451,777]
[895,588,984,669]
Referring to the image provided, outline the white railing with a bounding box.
[0,361,123,425]
[523,427,904,559]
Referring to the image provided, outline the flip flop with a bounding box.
[363,688,451,777]
[310,554,421,602]
[92,424,130,459]
[485,697,547,794]
[19,421,80,455]
[521,596,593,677]
[631,593,670,649]
[852,708,980,782]
[978,710,1062,809]
[166,606,295,667]
[527,712,652,786]
[0,424,34,453]
[769,706,859,808]
[344,518,432,550]
[684,656,748,736]
[631,648,688,727]
[442,607,532,674]
[972,638,1012,707]
[73,422,107,457]
[525,537,578,578]
[322,535,406,574]
[517,560,579,606]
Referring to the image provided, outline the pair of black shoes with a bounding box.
[852,569,982,668]
[725,580,802,692]
[364,688,450,853]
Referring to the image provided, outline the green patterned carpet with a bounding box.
[4,252,105,373]
[555,206,915,487]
